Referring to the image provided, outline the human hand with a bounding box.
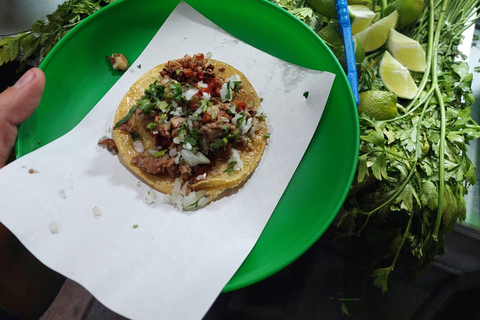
[0,68,64,319]
[0,67,45,168]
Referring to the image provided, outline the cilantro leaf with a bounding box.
[114,105,136,129]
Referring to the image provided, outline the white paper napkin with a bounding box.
[0,2,335,319]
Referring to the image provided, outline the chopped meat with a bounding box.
[200,122,235,142]
[110,53,264,184]
[153,132,172,149]
[158,121,172,137]
[98,138,118,155]
[171,116,186,128]
[131,154,176,175]
[107,53,129,71]
[119,120,135,133]
[179,163,191,175]
[135,108,155,127]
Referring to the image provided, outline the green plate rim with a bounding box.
[15,0,359,292]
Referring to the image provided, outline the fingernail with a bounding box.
[14,69,36,88]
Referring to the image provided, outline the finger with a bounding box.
[0,68,46,167]
[0,68,46,125]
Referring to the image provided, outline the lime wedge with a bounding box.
[354,38,365,63]
[380,51,418,99]
[386,29,425,72]
[353,11,398,52]
[349,5,376,35]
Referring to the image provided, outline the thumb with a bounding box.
[0,68,46,168]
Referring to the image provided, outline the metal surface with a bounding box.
[0,0,66,36]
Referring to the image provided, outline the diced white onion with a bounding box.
[255,105,266,118]
[133,140,144,153]
[174,153,181,164]
[92,206,102,219]
[197,81,208,88]
[172,106,183,116]
[183,87,199,101]
[145,189,156,205]
[163,178,208,211]
[169,148,178,157]
[219,82,230,102]
[202,92,211,100]
[184,142,193,150]
[187,116,194,130]
[228,104,236,114]
[241,117,253,135]
[196,173,207,181]
[49,221,59,234]
[180,149,211,167]
[232,112,243,126]
[229,148,244,171]
[226,74,241,83]
[183,190,208,210]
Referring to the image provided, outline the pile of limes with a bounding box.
[310,0,426,106]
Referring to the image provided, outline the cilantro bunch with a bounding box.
[338,0,480,292]
[270,0,480,292]
[0,0,116,71]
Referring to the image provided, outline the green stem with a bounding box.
[432,0,450,241]
[380,0,388,12]
[365,149,415,162]
[391,212,414,270]
[354,93,432,239]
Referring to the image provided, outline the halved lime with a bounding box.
[317,20,343,48]
[386,29,425,72]
[348,0,372,5]
[349,5,376,35]
[379,51,418,99]
[384,0,425,29]
[308,0,337,18]
[353,11,398,52]
[358,90,398,120]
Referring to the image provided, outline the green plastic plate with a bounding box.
[16,0,359,292]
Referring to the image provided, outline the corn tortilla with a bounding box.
[112,55,267,204]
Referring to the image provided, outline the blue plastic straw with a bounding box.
[335,0,360,105]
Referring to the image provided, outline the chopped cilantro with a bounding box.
[153,150,168,158]
[210,137,227,150]
[159,113,167,123]
[231,80,242,93]
[114,105,137,129]
[169,81,183,102]
[137,99,154,113]
[224,161,237,175]
[147,122,156,130]
[303,91,309,99]
[190,127,200,139]
[130,131,140,140]
[184,136,198,147]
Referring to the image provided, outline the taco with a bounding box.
[112,53,268,210]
